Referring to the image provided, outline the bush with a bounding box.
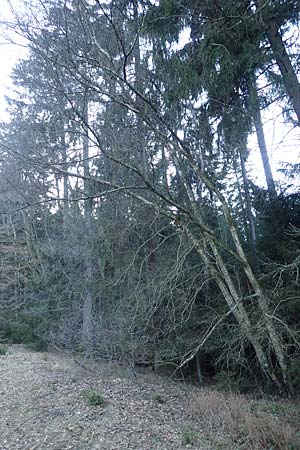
[82,389,105,406]
[214,369,254,394]
[152,393,166,404]
[6,321,34,343]
[25,338,47,352]
[4,321,47,351]
[189,390,300,450]
[289,358,300,392]
[0,344,8,356]
[181,426,198,446]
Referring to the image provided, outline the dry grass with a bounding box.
[189,390,300,449]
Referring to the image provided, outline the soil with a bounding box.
[0,345,209,450]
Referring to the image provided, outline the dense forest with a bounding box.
[0,0,299,396]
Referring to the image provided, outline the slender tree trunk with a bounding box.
[81,93,94,349]
[239,147,260,274]
[195,353,203,385]
[185,226,281,388]
[175,150,290,392]
[254,0,300,123]
[267,24,300,124]
[61,127,69,222]
[161,146,168,190]
[132,0,147,175]
[222,213,290,391]
[248,78,277,198]
[234,158,248,236]
[174,154,278,384]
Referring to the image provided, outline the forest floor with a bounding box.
[0,345,300,450]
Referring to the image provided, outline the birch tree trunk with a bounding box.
[173,148,290,392]
[184,226,282,389]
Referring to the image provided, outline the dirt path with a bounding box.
[0,345,207,450]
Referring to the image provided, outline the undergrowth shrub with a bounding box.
[6,321,33,343]
[181,426,198,445]
[5,321,47,351]
[152,393,166,404]
[25,339,47,352]
[289,358,300,393]
[189,390,300,450]
[0,344,8,355]
[214,369,259,394]
[82,389,105,406]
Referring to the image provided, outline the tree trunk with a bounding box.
[185,226,282,388]
[132,0,147,176]
[239,146,260,274]
[175,150,290,392]
[81,93,94,349]
[255,0,300,124]
[267,22,300,124]
[195,353,203,385]
[61,128,69,221]
[248,78,277,198]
